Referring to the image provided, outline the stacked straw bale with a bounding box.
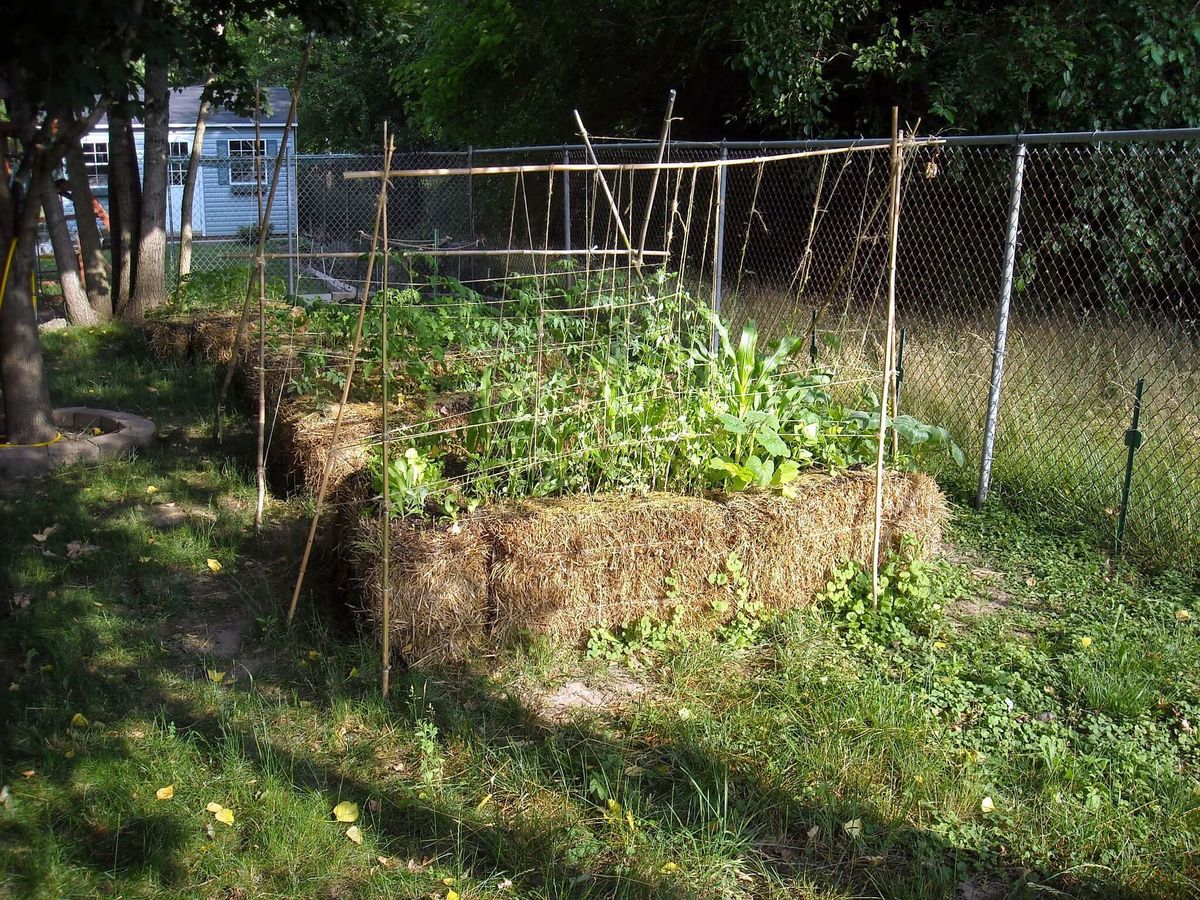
[351,469,948,666]
[144,313,245,363]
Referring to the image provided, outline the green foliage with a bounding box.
[818,536,946,648]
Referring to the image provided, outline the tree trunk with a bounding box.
[64,141,113,319]
[0,163,56,444]
[178,75,213,282]
[109,106,140,318]
[40,177,99,326]
[129,59,169,321]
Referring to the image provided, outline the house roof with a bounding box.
[94,85,294,131]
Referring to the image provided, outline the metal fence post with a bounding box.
[1115,377,1145,559]
[711,142,729,351]
[562,147,572,286]
[974,141,1028,507]
[466,146,475,244]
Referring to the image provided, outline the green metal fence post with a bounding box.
[1114,377,1145,559]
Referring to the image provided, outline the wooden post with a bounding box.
[254,84,268,532]
[871,108,904,609]
[380,123,393,698]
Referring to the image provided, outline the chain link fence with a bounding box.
[166,132,1200,571]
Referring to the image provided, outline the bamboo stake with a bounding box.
[220,248,666,261]
[871,108,904,609]
[379,122,392,698]
[636,89,676,265]
[254,83,268,532]
[286,133,395,625]
[213,39,312,443]
[340,139,945,180]
[573,110,637,265]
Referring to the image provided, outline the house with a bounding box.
[80,85,298,239]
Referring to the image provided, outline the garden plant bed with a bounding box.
[349,469,947,665]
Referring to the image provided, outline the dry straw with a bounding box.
[351,469,947,667]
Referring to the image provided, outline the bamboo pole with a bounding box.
[254,84,268,532]
[636,89,676,265]
[339,139,945,180]
[871,108,904,609]
[220,248,667,261]
[212,39,312,443]
[379,122,392,698]
[286,133,395,625]
[572,110,637,263]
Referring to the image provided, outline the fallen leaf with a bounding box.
[156,784,175,800]
[206,558,222,573]
[475,793,493,813]
[206,670,226,685]
[660,861,679,874]
[498,878,514,891]
[215,807,234,825]
[129,729,146,740]
[443,877,456,886]
[1078,636,1093,649]
[346,825,363,844]
[70,712,89,728]
[64,750,75,759]
[842,818,862,838]
[377,855,398,868]
[1176,609,1193,622]
[10,592,32,611]
[22,770,36,779]
[446,892,459,900]
[806,824,820,840]
[0,785,10,807]
[32,524,59,542]
[66,541,100,558]
[333,800,360,823]
[206,802,224,813]
[138,557,151,563]
[678,707,692,720]
[980,796,995,814]
[348,666,359,678]
[145,485,159,495]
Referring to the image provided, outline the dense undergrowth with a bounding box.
[0,326,1197,898]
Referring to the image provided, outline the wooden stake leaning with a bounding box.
[286,132,396,625]
[213,39,312,443]
[254,83,268,532]
[379,123,392,698]
[572,110,637,265]
[871,108,904,609]
[636,89,676,265]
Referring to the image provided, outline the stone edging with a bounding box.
[0,408,156,477]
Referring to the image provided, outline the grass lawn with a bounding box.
[1,326,1198,898]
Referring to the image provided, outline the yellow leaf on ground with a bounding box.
[70,713,89,728]
[446,892,459,900]
[32,524,59,542]
[145,485,159,494]
[206,558,222,573]
[1177,609,1193,622]
[475,793,493,813]
[206,802,224,813]
[333,800,359,823]
[346,825,363,844]
[843,818,863,838]
[215,807,234,825]
[980,796,995,814]
[156,785,175,800]
[206,669,226,685]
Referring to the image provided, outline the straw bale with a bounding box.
[144,318,194,361]
[353,469,948,666]
[487,493,731,643]
[353,515,490,666]
[723,469,947,613]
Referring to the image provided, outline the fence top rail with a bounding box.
[341,138,940,181]
[465,126,1200,156]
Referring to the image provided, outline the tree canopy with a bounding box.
[250,0,1200,151]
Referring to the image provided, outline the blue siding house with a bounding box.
[82,85,298,239]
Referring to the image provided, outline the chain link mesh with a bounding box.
[163,136,1200,571]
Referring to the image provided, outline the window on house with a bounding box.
[228,139,266,186]
[168,140,189,187]
[81,141,109,188]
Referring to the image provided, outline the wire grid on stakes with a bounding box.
[168,128,1200,572]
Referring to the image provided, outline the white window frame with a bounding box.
[168,140,190,187]
[228,139,266,187]
[81,140,109,190]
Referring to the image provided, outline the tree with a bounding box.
[177,75,214,281]
[64,142,114,319]
[40,179,99,326]
[0,0,360,443]
[127,58,170,321]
